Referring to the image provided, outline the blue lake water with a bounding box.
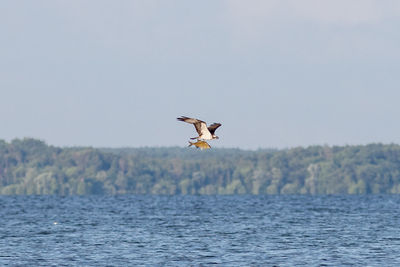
[0,195,399,266]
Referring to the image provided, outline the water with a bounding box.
[0,195,400,266]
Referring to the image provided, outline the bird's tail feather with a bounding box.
[188,141,193,147]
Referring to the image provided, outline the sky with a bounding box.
[1,1,400,149]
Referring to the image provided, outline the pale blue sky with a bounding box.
[1,1,399,149]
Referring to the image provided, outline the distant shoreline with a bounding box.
[1,138,400,195]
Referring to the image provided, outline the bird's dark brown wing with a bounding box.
[177,116,208,135]
[207,123,222,134]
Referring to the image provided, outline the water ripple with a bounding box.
[0,195,400,266]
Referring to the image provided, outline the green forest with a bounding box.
[1,138,400,195]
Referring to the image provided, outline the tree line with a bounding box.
[1,138,400,195]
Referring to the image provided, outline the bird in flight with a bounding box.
[177,116,222,141]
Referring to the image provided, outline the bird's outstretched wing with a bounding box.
[177,116,209,136]
[207,123,222,134]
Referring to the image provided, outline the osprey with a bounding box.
[177,116,222,141]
